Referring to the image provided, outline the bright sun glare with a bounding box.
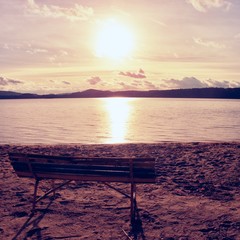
[95,19,134,60]
[104,98,133,143]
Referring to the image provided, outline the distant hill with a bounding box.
[0,91,23,96]
[0,88,240,99]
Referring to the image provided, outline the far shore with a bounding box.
[1,87,240,99]
[0,142,239,239]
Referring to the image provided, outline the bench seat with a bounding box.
[8,152,156,226]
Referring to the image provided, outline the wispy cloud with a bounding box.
[206,79,240,88]
[87,76,102,85]
[117,77,157,90]
[119,69,146,79]
[26,48,48,55]
[118,82,134,90]
[62,81,70,85]
[234,33,240,39]
[48,50,69,64]
[149,18,166,27]
[144,80,158,89]
[0,76,23,86]
[193,37,225,49]
[186,0,231,12]
[26,0,94,21]
[1,42,49,55]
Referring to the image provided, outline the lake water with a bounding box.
[0,98,239,144]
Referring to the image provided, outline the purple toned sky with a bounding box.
[1,0,240,93]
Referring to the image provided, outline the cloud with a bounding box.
[193,37,225,49]
[116,78,157,90]
[0,77,23,86]
[119,69,146,79]
[26,0,94,21]
[162,77,209,89]
[162,77,240,89]
[186,0,231,12]
[0,78,8,86]
[87,76,102,85]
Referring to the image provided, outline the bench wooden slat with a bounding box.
[11,161,155,171]
[13,171,155,183]
[9,153,155,167]
[12,159,155,169]
[9,152,155,161]
[11,160,154,169]
[12,163,155,179]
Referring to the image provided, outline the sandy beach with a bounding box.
[0,142,239,240]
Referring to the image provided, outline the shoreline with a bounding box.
[1,140,240,145]
[1,142,240,239]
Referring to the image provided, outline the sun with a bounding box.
[94,19,134,60]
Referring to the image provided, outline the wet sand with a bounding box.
[0,142,239,240]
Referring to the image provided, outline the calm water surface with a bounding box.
[0,98,239,144]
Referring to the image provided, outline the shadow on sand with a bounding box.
[12,198,82,240]
[12,197,147,240]
[128,201,146,240]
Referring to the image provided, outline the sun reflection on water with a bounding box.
[103,98,133,143]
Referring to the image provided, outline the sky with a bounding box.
[1,0,240,94]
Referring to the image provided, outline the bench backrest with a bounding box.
[9,152,156,183]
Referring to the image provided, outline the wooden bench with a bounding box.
[9,152,156,225]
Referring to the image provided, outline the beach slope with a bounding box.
[0,142,239,239]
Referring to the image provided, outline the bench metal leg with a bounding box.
[51,180,56,198]
[103,182,130,198]
[32,179,40,213]
[103,182,137,226]
[31,179,72,213]
[35,180,72,204]
[130,182,137,226]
